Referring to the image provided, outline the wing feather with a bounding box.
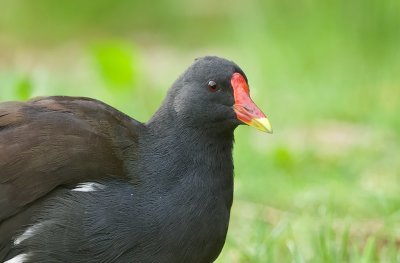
[0,96,143,222]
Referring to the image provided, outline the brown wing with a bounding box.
[0,96,143,222]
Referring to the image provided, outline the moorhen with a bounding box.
[0,56,272,262]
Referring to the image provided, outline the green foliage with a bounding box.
[90,41,138,89]
[0,74,33,100]
[15,76,33,100]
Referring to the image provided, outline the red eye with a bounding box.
[208,80,219,92]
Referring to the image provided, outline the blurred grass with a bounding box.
[0,0,400,262]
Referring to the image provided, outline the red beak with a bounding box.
[231,73,273,133]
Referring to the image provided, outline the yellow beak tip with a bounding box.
[253,118,273,134]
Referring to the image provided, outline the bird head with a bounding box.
[163,56,272,134]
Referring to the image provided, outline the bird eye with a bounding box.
[208,80,219,92]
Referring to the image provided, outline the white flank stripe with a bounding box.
[4,253,31,263]
[72,182,105,192]
[14,223,45,245]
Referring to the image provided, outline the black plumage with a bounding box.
[0,56,272,262]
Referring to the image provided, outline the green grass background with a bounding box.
[0,0,399,262]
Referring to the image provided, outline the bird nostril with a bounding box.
[243,106,253,113]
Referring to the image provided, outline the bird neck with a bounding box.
[144,115,235,181]
[137,107,235,207]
